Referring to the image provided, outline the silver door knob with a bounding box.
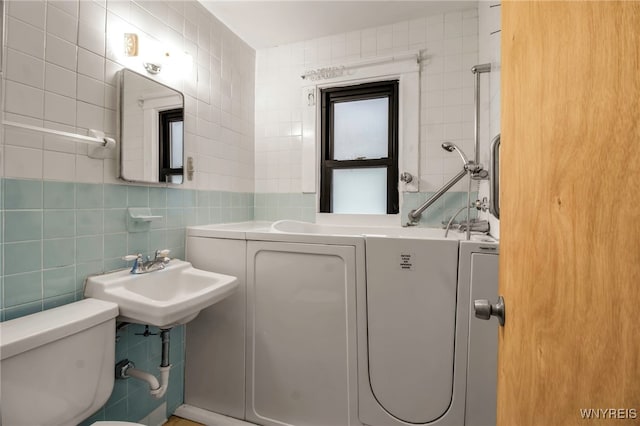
[474,296,505,326]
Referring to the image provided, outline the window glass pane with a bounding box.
[333,98,388,160]
[332,168,387,214]
[170,121,183,168]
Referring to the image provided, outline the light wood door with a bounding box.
[499,2,640,425]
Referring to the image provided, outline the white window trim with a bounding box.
[301,51,421,224]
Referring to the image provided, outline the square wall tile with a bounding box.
[166,209,183,228]
[3,146,44,180]
[128,232,148,256]
[184,208,197,226]
[6,16,45,59]
[104,209,127,233]
[43,238,75,268]
[45,62,77,98]
[148,231,167,251]
[76,210,104,236]
[4,211,42,242]
[8,0,46,29]
[196,207,209,225]
[46,4,78,43]
[184,190,197,208]
[43,266,76,298]
[167,188,184,208]
[78,20,106,57]
[5,48,45,89]
[77,183,103,208]
[104,184,128,208]
[77,75,105,107]
[76,101,104,130]
[3,272,42,308]
[45,33,78,71]
[49,1,79,18]
[104,398,128,422]
[44,211,75,238]
[76,261,103,292]
[104,258,127,273]
[197,190,209,207]
[44,181,75,209]
[44,91,77,126]
[166,229,185,250]
[104,233,127,258]
[77,47,105,81]
[5,80,45,119]
[4,241,42,275]
[149,187,166,208]
[127,186,149,207]
[76,235,104,263]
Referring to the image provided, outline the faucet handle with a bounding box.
[123,254,143,262]
[155,249,171,259]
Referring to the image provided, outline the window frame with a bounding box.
[319,80,399,214]
[158,108,184,183]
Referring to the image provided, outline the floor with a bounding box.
[164,416,204,426]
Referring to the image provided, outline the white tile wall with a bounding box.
[254,7,479,196]
[478,1,501,238]
[2,0,255,192]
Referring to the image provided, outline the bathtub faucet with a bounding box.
[457,219,489,233]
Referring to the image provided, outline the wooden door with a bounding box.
[500,2,640,425]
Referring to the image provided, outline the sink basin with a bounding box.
[84,260,238,328]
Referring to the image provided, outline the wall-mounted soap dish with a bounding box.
[127,208,162,232]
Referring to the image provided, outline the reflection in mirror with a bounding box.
[118,69,185,184]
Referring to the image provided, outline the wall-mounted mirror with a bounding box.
[117,69,185,184]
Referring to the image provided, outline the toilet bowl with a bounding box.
[0,299,143,426]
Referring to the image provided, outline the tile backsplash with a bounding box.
[0,177,253,321]
[0,176,253,423]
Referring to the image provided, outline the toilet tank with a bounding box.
[1,299,119,426]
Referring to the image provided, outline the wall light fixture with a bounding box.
[124,33,138,56]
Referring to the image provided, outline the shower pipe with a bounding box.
[407,63,492,233]
[471,63,492,164]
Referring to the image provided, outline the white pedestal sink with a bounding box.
[84,260,238,328]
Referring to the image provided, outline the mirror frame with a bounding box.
[116,69,185,184]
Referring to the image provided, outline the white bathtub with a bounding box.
[183,221,498,426]
[270,219,465,238]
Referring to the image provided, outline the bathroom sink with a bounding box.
[84,260,238,328]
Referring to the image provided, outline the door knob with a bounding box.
[474,296,505,326]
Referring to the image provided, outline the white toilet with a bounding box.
[0,299,144,426]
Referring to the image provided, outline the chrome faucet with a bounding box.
[457,219,490,233]
[124,250,171,274]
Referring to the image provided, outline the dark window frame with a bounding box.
[158,108,184,183]
[320,80,399,214]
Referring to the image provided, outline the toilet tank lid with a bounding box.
[0,299,118,360]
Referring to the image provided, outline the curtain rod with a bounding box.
[301,52,420,81]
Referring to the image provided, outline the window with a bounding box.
[159,108,184,183]
[320,81,399,214]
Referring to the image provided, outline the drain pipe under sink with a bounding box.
[115,328,172,399]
